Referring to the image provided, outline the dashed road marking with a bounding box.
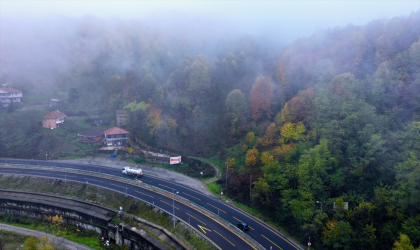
[135,190,154,198]
[186,213,206,225]
[182,192,201,200]
[207,203,226,213]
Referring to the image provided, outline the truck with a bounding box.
[122,166,143,177]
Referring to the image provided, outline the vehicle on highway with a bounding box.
[122,166,143,177]
[237,222,249,231]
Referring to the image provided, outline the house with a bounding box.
[0,84,22,107]
[104,127,129,146]
[78,128,104,143]
[116,110,127,126]
[42,110,67,129]
[49,99,65,107]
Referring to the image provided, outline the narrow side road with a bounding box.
[187,156,221,184]
[0,223,95,250]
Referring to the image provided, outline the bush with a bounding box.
[134,157,146,163]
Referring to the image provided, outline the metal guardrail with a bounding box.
[0,163,266,250]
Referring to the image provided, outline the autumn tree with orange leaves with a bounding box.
[277,89,314,125]
[256,123,278,147]
[250,76,273,120]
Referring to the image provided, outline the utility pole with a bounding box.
[308,236,311,250]
[225,162,228,189]
[172,188,178,228]
[250,174,252,200]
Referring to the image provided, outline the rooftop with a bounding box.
[104,127,129,135]
[0,87,22,93]
[43,110,67,119]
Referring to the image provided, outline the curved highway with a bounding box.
[0,159,301,250]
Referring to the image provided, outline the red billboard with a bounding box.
[170,156,181,164]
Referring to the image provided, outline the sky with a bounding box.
[1,0,419,41]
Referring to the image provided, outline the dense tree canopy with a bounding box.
[1,10,420,249]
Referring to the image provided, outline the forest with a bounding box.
[1,10,420,249]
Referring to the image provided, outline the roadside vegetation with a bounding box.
[0,230,29,250]
[0,216,105,250]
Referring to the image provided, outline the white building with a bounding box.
[0,85,22,107]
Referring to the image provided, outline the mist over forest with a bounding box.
[1,8,420,249]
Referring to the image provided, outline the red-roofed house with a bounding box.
[42,110,67,128]
[0,85,22,107]
[104,127,129,146]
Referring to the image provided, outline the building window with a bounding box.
[45,124,47,126]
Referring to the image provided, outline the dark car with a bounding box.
[237,222,249,231]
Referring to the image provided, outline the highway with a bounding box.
[0,159,301,250]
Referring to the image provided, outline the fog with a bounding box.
[0,1,419,90]
[2,1,419,40]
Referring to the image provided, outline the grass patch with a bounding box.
[207,182,222,196]
[0,229,29,245]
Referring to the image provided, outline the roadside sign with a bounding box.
[170,156,181,164]
[308,242,311,246]
[221,191,223,195]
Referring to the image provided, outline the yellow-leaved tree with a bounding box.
[280,122,308,144]
[226,157,235,173]
[260,152,274,165]
[392,234,420,250]
[246,132,255,144]
[44,214,63,235]
[245,147,259,167]
[147,104,163,136]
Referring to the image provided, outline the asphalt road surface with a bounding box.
[0,159,301,250]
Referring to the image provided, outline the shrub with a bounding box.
[134,157,146,164]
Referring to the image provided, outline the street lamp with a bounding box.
[172,188,179,228]
[225,162,228,189]
[316,201,323,211]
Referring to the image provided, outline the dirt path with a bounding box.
[0,223,94,250]
[187,156,221,184]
